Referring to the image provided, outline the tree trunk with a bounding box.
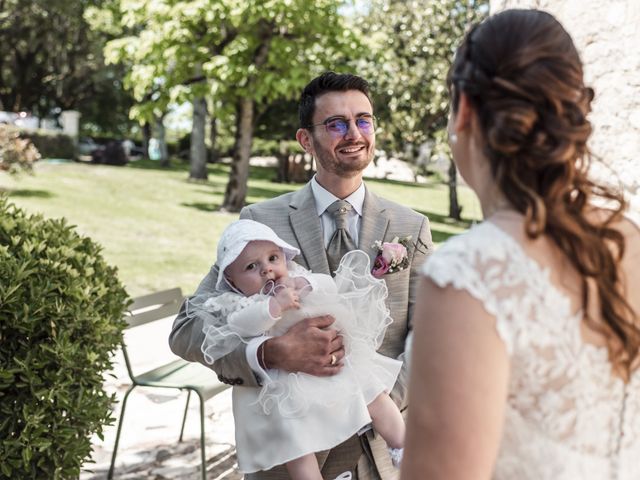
[208,114,219,163]
[222,97,254,212]
[448,159,462,220]
[275,139,290,183]
[189,96,208,180]
[141,122,151,160]
[221,21,271,210]
[156,117,170,168]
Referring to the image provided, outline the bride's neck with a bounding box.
[478,187,515,219]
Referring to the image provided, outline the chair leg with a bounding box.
[197,391,207,480]
[108,385,136,480]
[179,389,192,442]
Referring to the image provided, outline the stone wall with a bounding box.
[490,0,640,212]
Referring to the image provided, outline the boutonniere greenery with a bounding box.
[371,236,413,278]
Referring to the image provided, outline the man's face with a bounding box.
[297,90,375,179]
[224,241,289,296]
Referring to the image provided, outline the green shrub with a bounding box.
[0,197,129,479]
[0,126,41,174]
[18,128,75,160]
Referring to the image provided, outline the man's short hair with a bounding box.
[298,71,373,128]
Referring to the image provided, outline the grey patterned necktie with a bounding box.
[326,200,357,274]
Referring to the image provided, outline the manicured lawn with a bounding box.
[0,159,480,297]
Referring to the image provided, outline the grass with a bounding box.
[0,158,480,297]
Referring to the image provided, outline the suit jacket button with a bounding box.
[236,378,244,385]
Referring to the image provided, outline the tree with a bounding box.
[0,0,134,136]
[357,0,488,219]
[103,0,240,176]
[105,0,357,205]
[213,0,357,211]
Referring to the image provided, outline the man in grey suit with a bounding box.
[169,71,432,479]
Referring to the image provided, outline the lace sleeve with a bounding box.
[420,224,529,354]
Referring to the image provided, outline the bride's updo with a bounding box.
[448,9,638,379]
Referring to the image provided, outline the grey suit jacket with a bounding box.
[169,181,432,479]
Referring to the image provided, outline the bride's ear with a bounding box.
[453,92,474,133]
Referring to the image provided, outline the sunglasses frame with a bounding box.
[304,115,376,137]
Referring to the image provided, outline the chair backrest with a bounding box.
[121,287,184,381]
[126,287,184,329]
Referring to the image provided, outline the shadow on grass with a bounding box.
[1,188,54,199]
[127,158,191,172]
[415,208,479,244]
[415,208,476,229]
[181,202,222,213]
[246,184,296,201]
[365,176,431,190]
[127,158,281,177]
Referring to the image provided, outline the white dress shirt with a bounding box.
[246,176,366,376]
[310,175,364,247]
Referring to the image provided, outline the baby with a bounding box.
[189,219,404,480]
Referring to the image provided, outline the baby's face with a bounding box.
[225,240,289,296]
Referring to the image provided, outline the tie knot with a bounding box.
[327,200,352,229]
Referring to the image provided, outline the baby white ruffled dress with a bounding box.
[188,250,401,473]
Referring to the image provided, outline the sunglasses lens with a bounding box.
[356,117,374,134]
[325,119,348,136]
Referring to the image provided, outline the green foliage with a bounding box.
[357,0,488,157]
[104,0,357,124]
[15,128,76,160]
[0,1,135,136]
[0,197,129,479]
[0,126,41,175]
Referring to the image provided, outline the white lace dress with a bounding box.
[419,221,640,480]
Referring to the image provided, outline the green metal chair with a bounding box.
[108,288,230,480]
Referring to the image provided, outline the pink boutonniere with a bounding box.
[371,236,412,278]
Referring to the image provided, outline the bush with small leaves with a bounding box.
[0,197,129,479]
[0,125,41,174]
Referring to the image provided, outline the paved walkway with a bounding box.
[80,317,242,480]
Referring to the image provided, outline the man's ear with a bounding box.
[296,128,313,154]
[453,92,474,134]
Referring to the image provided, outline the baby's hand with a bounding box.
[277,276,312,297]
[275,277,297,289]
[269,286,300,317]
[292,276,311,292]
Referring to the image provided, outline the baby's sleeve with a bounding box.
[227,297,280,337]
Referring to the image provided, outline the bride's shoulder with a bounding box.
[426,221,512,259]
[421,220,532,288]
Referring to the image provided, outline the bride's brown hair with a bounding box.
[448,9,638,379]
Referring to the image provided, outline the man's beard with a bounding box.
[313,140,374,177]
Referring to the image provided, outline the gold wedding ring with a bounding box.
[330,354,337,366]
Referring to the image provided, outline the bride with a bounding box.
[402,9,639,480]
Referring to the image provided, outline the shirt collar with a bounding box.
[310,175,365,217]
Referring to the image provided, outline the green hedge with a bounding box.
[0,197,129,479]
[17,128,75,160]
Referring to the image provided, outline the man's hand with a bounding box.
[263,315,345,376]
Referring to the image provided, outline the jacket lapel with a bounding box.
[289,183,331,275]
[359,187,390,267]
